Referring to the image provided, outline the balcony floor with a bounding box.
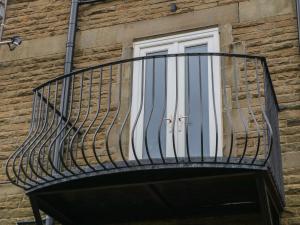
[27,158,284,225]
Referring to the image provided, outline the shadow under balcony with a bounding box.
[6,53,284,225]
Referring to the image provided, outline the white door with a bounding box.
[130,28,222,160]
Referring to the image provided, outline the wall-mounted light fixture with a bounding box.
[170,3,177,12]
[0,36,22,51]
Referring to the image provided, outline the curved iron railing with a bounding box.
[6,53,283,197]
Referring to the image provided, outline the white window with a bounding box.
[130,28,222,160]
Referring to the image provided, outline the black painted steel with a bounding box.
[6,53,283,202]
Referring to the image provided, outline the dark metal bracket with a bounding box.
[256,176,280,225]
[29,197,44,225]
[30,195,75,225]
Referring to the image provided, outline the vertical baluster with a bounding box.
[211,56,219,162]
[34,90,45,178]
[239,57,258,163]
[241,58,261,164]
[171,56,179,163]
[57,76,76,174]
[81,68,103,170]
[198,55,204,162]
[185,55,191,162]
[44,83,68,177]
[78,69,95,170]
[131,59,144,165]
[144,57,155,164]
[38,82,58,179]
[45,104,54,175]
[222,57,234,163]
[59,76,76,172]
[68,73,85,173]
[105,65,118,168]
[233,57,248,164]
[119,62,133,167]
[67,132,72,168]
[106,63,125,168]
[47,80,68,177]
[53,76,70,175]
[93,65,115,169]
[92,67,107,169]
[112,63,128,167]
[158,56,167,163]
[37,84,52,179]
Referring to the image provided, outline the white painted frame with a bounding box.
[130,28,222,160]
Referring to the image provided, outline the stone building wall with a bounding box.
[0,0,299,224]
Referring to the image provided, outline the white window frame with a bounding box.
[130,28,222,160]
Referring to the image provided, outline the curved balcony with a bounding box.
[6,53,284,224]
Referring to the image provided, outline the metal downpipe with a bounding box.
[47,1,79,225]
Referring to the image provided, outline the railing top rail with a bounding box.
[33,52,266,92]
[32,52,279,112]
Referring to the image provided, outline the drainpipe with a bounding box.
[48,1,79,225]
[59,0,79,120]
[53,0,79,187]
[61,0,79,111]
[64,0,79,76]
[0,0,8,41]
[53,0,79,168]
[49,0,105,224]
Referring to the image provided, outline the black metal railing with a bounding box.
[6,53,283,196]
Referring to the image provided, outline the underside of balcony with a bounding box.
[28,162,282,225]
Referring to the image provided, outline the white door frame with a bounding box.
[130,28,222,160]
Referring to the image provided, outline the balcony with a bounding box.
[6,53,284,225]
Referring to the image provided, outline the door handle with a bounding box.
[178,116,188,122]
[163,117,172,123]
